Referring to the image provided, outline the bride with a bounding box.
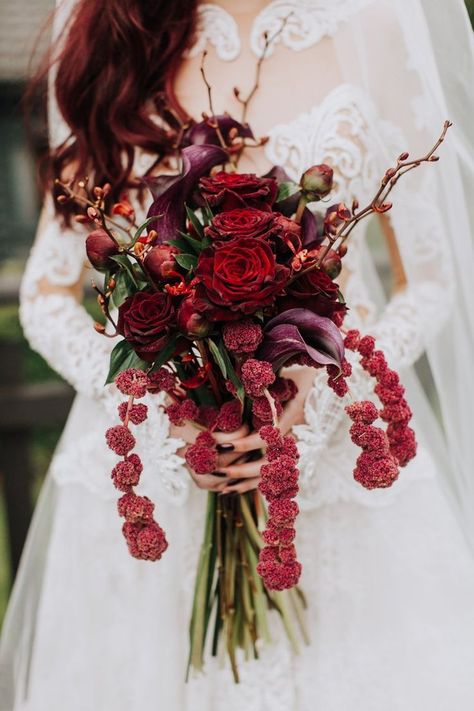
[2,0,474,708]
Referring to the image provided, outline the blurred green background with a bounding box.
[0,0,473,627]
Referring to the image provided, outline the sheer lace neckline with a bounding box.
[188,0,374,61]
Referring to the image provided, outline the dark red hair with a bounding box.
[29,0,199,213]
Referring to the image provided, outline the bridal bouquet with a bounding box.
[58,99,449,679]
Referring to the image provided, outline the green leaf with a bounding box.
[105,340,147,384]
[149,334,179,371]
[130,214,162,246]
[185,204,205,238]
[276,181,300,203]
[174,253,198,271]
[110,270,138,308]
[178,231,205,255]
[217,342,245,403]
[207,339,245,403]
[202,203,214,226]
[169,237,191,252]
[109,253,139,287]
[207,339,227,379]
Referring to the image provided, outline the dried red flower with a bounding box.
[117,493,155,523]
[115,368,149,398]
[223,319,263,353]
[111,459,140,491]
[215,399,242,432]
[358,335,376,357]
[268,498,299,525]
[353,450,399,489]
[269,376,298,403]
[118,402,148,425]
[252,396,283,423]
[147,367,176,393]
[345,400,379,425]
[185,441,218,475]
[344,329,361,351]
[136,521,168,561]
[105,425,135,456]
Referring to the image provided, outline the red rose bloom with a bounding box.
[281,262,347,323]
[205,208,277,241]
[117,291,175,361]
[199,171,277,211]
[195,238,289,320]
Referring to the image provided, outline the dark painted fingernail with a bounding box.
[216,443,235,453]
[212,471,227,478]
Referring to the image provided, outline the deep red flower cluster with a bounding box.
[215,399,242,432]
[326,358,352,397]
[256,425,302,591]
[147,367,176,394]
[105,369,168,561]
[241,359,276,397]
[118,402,148,425]
[115,368,149,398]
[185,431,218,475]
[269,376,298,403]
[346,402,399,489]
[222,320,263,354]
[343,329,417,487]
[165,398,199,427]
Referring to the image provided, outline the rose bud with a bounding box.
[300,164,334,201]
[85,229,119,272]
[177,297,211,338]
[313,247,342,278]
[144,245,179,282]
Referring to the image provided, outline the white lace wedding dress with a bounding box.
[2,1,474,709]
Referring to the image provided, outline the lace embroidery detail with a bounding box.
[264,84,381,202]
[185,3,240,61]
[187,0,374,61]
[250,0,375,57]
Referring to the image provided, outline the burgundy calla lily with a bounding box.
[146,144,228,243]
[184,114,254,147]
[258,308,344,371]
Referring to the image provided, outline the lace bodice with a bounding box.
[22,0,453,510]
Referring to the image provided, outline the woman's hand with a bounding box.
[170,366,316,494]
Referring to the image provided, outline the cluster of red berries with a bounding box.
[342,330,417,488]
[105,368,168,561]
[256,425,302,591]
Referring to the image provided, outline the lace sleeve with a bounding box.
[19,195,189,503]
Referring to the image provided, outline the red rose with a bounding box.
[199,171,277,211]
[195,238,289,320]
[118,291,175,361]
[205,208,277,241]
[281,263,347,323]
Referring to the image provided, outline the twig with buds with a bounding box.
[199,51,230,157]
[234,13,293,124]
[315,120,452,267]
